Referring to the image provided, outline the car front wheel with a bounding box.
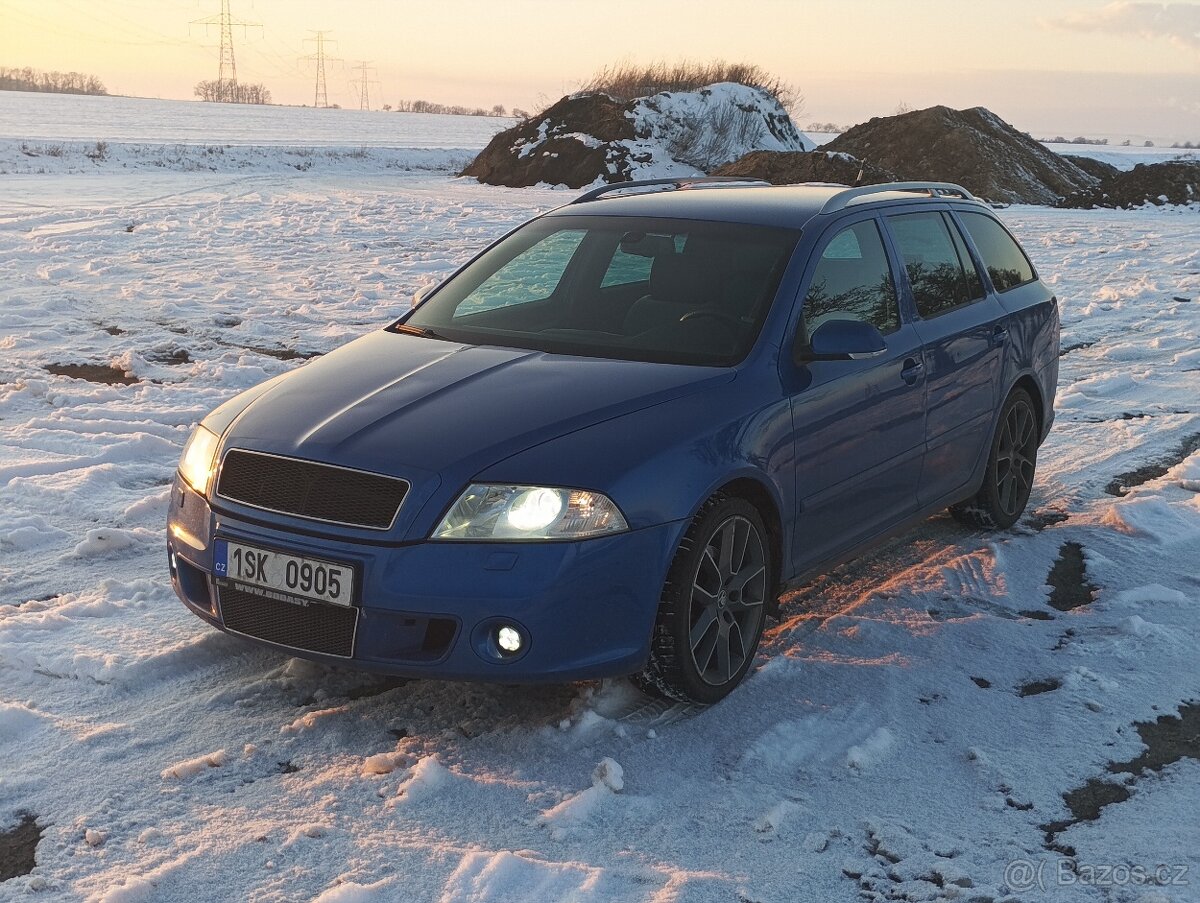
[635,494,771,704]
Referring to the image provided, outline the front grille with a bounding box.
[216,449,408,529]
[218,586,357,657]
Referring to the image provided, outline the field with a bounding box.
[1,95,1199,902]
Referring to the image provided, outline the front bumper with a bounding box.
[166,477,684,682]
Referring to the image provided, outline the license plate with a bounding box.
[214,540,356,607]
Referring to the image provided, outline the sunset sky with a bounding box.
[2,0,1198,141]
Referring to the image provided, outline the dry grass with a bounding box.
[581,59,802,113]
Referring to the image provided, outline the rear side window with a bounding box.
[804,220,900,335]
[958,212,1036,292]
[887,212,980,319]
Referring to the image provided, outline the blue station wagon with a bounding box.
[168,179,1059,703]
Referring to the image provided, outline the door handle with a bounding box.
[991,324,1010,346]
[900,358,924,385]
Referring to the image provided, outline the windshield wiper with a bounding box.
[393,323,448,340]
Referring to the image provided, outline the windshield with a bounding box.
[400,214,800,366]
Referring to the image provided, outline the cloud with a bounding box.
[1049,2,1200,51]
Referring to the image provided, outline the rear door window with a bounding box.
[887,212,981,318]
[804,220,900,335]
[958,212,1037,292]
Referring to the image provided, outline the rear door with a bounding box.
[788,216,926,571]
[883,209,1007,506]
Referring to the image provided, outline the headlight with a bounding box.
[432,484,628,541]
[178,425,220,495]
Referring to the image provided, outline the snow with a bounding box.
[1,105,1199,900]
[1046,142,1198,172]
[507,82,813,186]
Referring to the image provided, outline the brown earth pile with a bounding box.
[461,94,636,189]
[1059,160,1200,208]
[711,150,896,185]
[824,106,1097,204]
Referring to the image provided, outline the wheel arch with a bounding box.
[714,476,785,618]
[1010,372,1045,438]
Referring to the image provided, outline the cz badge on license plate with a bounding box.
[214,540,356,607]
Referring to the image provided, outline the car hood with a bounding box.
[216,330,732,488]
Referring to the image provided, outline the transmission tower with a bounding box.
[301,31,339,108]
[351,61,380,111]
[192,1,260,101]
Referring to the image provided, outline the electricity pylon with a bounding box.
[351,61,379,111]
[301,31,340,108]
[192,0,260,101]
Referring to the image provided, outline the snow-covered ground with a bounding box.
[1,156,1199,903]
[1046,143,1197,171]
[0,91,514,147]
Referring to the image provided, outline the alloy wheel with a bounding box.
[688,515,767,686]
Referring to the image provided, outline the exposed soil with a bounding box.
[710,149,896,186]
[824,106,1097,204]
[1059,340,1096,356]
[1046,542,1096,612]
[1066,155,1120,181]
[44,363,138,385]
[1024,509,1070,532]
[145,347,192,365]
[1104,432,1200,497]
[462,93,635,189]
[238,345,322,362]
[1114,702,1200,775]
[1042,702,1200,853]
[1060,160,1200,209]
[0,813,41,882]
[1019,677,1062,697]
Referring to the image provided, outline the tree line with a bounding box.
[0,66,107,95]
[194,80,272,105]
[390,99,518,118]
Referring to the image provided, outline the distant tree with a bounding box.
[893,101,912,115]
[490,103,506,116]
[194,80,272,105]
[1121,139,1131,146]
[511,108,530,120]
[1144,140,1155,147]
[0,66,107,95]
[382,103,392,111]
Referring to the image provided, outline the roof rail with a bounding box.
[818,181,978,215]
[571,176,771,205]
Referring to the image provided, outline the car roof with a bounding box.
[541,180,991,231]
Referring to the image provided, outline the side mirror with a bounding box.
[796,319,887,362]
[412,283,437,308]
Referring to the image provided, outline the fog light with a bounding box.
[496,625,523,654]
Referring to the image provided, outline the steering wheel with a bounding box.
[679,309,743,330]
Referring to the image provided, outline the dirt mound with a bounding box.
[711,149,897,185]
[1059,160,1200,208]
[462,83,812,189]
[825,106,1097,205]
[1067,155,1120,181]
[461,94,634,189]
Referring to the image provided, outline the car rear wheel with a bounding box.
[950,388,1039,530]
[635,495,770,704]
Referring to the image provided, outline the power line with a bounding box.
[300,31,340,108]
[350,61,379,112]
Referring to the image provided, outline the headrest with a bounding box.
[649,253,712,306]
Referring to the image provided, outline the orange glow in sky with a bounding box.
[2,0,1198,141]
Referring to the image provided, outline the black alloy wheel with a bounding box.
[950,388,1039,530]
[636,495,771,704]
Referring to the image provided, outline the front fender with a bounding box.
[474,372,793,536]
